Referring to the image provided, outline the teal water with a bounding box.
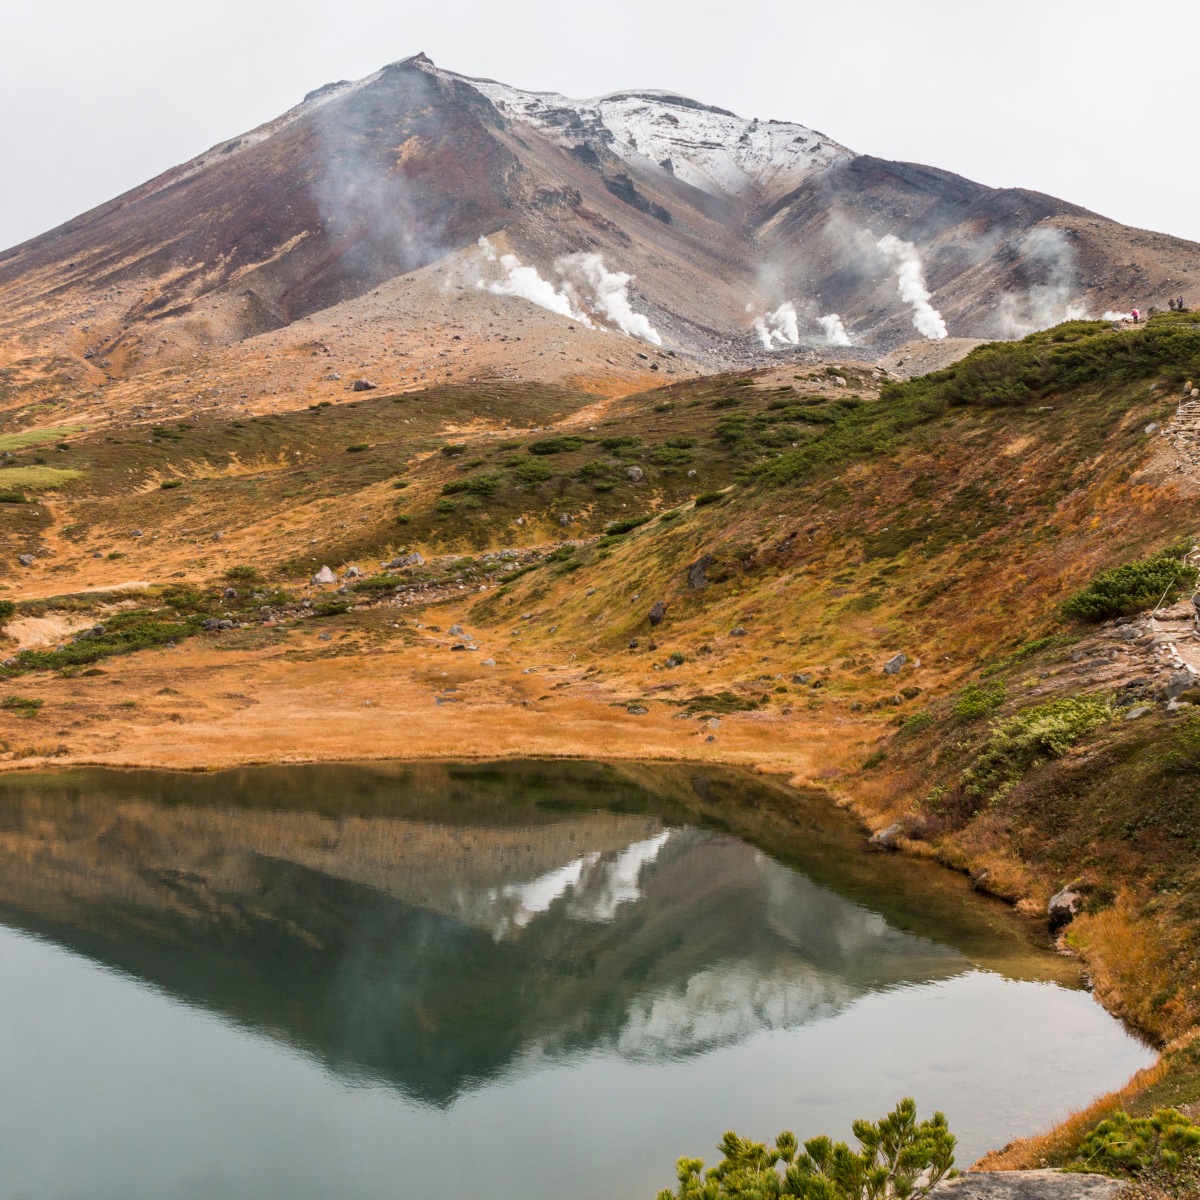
[0,762,1153,1200]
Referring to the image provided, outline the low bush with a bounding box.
[963,696,1111,801]
[605,515,652,536]
[657,1097,955,1200]
[1062,547,1197,621]
[160,479,183,489]
[1075,1109,1200,1177]
[953,683,1006,720]
[0,491,27,503]
[1,695,43,717]
[508,458,556,486]
[528,436,586,455]
[442,472,505,497]
[694,490,728,507]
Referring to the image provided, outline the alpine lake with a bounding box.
[0,761,1152,1200]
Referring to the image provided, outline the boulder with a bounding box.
[687,554,714,588]
[1166,669,1195,699]
[224,588,237,599]
[932,1169,1126,1198]
[868,823,903,851]
[883,652,907,675]
[92,550,103,559]
[344,565,363,579]
[627,704,648,715]
[387,552,425,569]
[482,658,496,667]
[448,624,464,636]
[648,601,667,627]
[1124,704,1153,720]
[1048,887,1083,929]
[351,379,377,391]
[1114,623,1139,641]
[626,466,644,483]
[17,554,34,567]
[730,626,747,637]
[311,566,337,585]
[201,618,221,631]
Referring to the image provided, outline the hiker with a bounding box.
[1131,308,1140,323]
[1170,298,1179,311]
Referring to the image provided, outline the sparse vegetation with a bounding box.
[1062,546,1197,622]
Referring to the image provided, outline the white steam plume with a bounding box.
[476,239,661,344]
[1104,310,1134,322]
[817,313,851,346]
[753,302,802,350]
[992,228,1090,338]
[557,252,662,345]
[877,234,947,340]
[477,237,591,325]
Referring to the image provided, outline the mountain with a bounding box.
[0,52,1197,414]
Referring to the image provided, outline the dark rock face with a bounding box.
[1048,887,1083,929]
[648,602,667,627]
[687,554,714,588]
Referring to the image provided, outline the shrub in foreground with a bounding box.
[1062,548,1197,622]
[657,1097,955,1200]
[1075,1109,1200,1177]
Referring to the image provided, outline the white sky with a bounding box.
[2,0,1197,252]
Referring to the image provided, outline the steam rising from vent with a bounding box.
[877,235,947,340]
[818,314,851,347]
[477,238,592,325]
[753,302,801,349]
[558,253,663,345]
[992,228,1090,338]
[1104,310,1134,322]
[476,238,661,344]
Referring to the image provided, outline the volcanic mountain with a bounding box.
[1,50,1198,414]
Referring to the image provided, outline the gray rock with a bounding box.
[500,549,519,560]
[730,626,748,637]
[387,552,425,569]
[212,531,223,542]
[705,717,720,730]
[627,704,648,715]
[344,565,362,578]
[687,554,714,588]
[17,554,34,567]
[557,513,573,526]
[1145,422,1160,434]
[224,588,237,599]
[92,550,103,559]
[1048,887,1083,928]
[311,566,337,585]
[482,658,496,667]
[648,601,667,627]
[932,1169,1126,1198]
[131,529,143,538]
[868,823,904,851]
[217,619,235,630]
[626,466,644,483]
[201,618,221,631]
[1115,624,1138,641]
[1166,669,1194,699]
[448,625,464,636]
[792,672,813,685]
[883,652,907,675]
[2,657,17,667]
[1124,704,1153,720]
[351,379,377,391]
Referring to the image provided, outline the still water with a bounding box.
[0,761,1152,1200]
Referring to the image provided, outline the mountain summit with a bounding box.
[0,52,1196,394]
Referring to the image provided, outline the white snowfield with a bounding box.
[464,76,854,204]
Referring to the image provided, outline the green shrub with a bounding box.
[0,491,28,503]
[508,458,556,486]
[442,472,505,497]
[393,479,410,489]
[160,479,183,489]
[605,515,652,536]
[898,711,933,737]
[953,683,1006,720]
[963,696,1111,800]
[1,695,43,717]
[694,490,728,507]
[1062,548,1197,621]
[224,565,264,583]
[649,445,695,466]
[0,600,14,624]
[435,498,457,514]
[528,436,586,455]
[601,436,643,452]
[440,443,467,457]
[1075,1109,1200,1176]
[346,443,370,453]
[657,1097,955,1200]
[312,601,350,617]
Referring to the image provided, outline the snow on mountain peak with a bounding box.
[461,74,853,204]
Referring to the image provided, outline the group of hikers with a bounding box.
[1169,296,1190,312]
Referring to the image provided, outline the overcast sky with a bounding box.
[2,0,1197,252]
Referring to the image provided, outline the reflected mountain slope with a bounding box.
[0,766,990,1104]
